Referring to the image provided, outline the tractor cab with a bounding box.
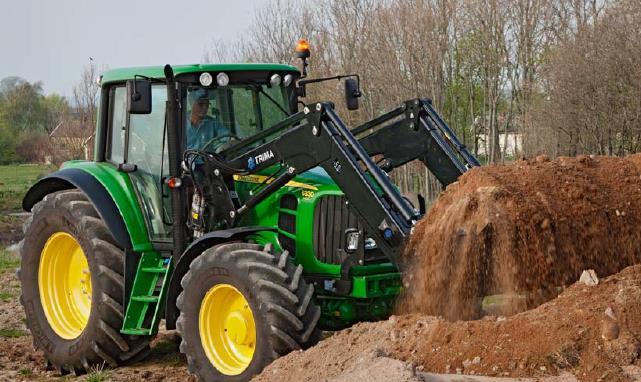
[91,64,302,243]
[181,72,297,154]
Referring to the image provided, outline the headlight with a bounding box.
[216,72,229,87]
[270,74,282,86]
[199,72,213,87]
[283,74,294,86]
[345,229,360,253]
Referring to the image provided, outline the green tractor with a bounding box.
[19,41,478,381]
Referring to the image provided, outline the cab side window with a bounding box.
[128,86,167,174]
[107,87,127,163]
[127,85,171,240]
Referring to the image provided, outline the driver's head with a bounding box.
[189,89,210,124]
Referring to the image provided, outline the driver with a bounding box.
[186,89,229,150]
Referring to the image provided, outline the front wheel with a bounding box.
[176,242,321,381]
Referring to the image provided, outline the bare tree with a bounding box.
[539,0,641,156]
[202,38,245,63]
[72,60,101,133]
[199,0,641,197]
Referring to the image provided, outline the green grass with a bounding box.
[86,363,110,382]
[0,164,56,211]
[0,249,19,271]
[17,368,32,377]
[0,290,16,302]
[0,327,27,338]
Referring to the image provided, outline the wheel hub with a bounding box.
[38,232,91,340]
[226,310,252,345]
[199,284,256,375]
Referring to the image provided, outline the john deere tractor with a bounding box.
[19,41,478,381]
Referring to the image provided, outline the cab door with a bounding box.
[126,85,172,242]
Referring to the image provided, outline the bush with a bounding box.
[15,131,50,163]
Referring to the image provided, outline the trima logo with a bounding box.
[255,149,275,164]
[247,149,275,170]
[247,156,256,170]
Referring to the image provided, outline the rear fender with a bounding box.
[23,167,133,250]
[164,226,276,329]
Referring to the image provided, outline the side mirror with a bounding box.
[126,79,152,114]
[344,78,361,111]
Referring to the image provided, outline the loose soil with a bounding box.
[256,264,641,381]
[400,154,641,320]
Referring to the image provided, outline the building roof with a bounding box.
[101,63,299,86]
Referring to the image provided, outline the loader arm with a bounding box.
[219,102,420,267]
[353,99,479,186]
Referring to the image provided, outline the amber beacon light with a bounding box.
[295,39,310,58]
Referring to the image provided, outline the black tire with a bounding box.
[176,242,321,381]
[19,190,153,374]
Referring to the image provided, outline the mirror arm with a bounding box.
[298,73,360,87]
[133,74,165,83]
[131,74,165,101]
[295,74,361,103]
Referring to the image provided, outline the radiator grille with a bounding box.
[278,194,297,255]
[312,195,362,265]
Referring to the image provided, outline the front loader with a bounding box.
[19,40,478,381]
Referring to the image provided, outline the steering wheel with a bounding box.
[201,134,241,153]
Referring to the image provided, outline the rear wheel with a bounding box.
[19,190,153,374]
[176,242,321,381]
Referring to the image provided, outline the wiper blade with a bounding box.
[253,86,289,116]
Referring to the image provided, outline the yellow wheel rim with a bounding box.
[38,232,91,340]
[199,284,256,376]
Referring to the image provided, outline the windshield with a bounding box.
[184,84,290,152]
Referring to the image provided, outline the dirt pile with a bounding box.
[400,154,641,320]
[255,265,641,381]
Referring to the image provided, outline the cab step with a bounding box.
[121,252,172,336]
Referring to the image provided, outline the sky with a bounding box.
[0,0,266,97]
